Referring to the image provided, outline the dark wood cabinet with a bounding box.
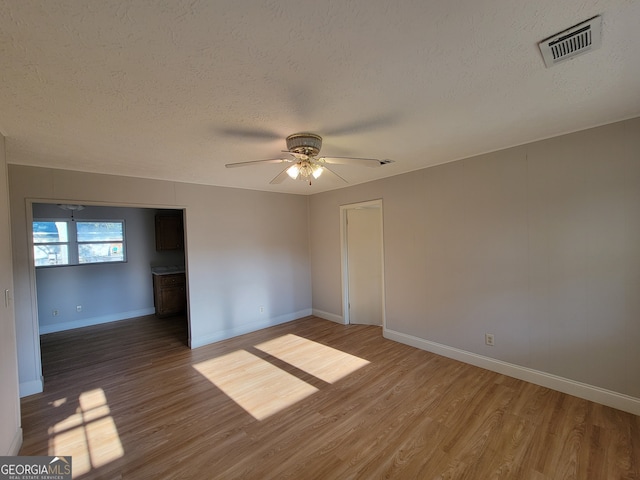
[155,214,184,251]
[153,273,186,317]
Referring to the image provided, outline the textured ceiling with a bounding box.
[1,0,639,195]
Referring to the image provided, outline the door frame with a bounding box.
[23,198,190,396]
[339,199,386,326]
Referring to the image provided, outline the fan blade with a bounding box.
[225,158,292,168]
[281,150,307,160]
[320,156,385,167]
[269,166,291,184]
[322,165,349,183]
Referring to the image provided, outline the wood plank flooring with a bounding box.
[20,315,640,479]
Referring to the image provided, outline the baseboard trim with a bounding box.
[6,428,23,456]
[312,309,345,324]
[190,309,313,349]
[19,378,43,398]
[39,308,156,334]
[384,328,640,416]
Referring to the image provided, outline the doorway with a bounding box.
[29,202,189,390]
[340,200,385,326]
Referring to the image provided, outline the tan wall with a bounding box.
[9,166,311,395]
[0,133,22,454]
[310,117,640,401]
[8,117,640,412]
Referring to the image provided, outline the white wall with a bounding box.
[32,204,185,333]
[10,166,312,396]
[0,134,22,454]
[309,117,640,413]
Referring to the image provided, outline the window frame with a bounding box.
[33,218,127,268]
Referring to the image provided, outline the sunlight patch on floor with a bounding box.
[194,349,319,420]
[254,334,370,383]
[48,388,124,478]
[50,397,67,408]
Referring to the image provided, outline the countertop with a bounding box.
[151,265,185,276]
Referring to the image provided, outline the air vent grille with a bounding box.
[539,16,602,68]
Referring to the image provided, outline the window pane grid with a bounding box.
[33,219,126,267]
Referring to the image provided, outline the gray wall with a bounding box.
[309,117,640,401]
[10,167,311,396]
[32,203,185,333]
[0,133,22,455]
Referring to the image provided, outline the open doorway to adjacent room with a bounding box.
[29,202,189,380]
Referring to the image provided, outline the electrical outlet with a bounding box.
[52,309,59,316]
[485,333,495,346]
[76,305,82,312]
[259,306,265,314]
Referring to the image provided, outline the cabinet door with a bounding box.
[153,273,186,317]
[158,285,186,316]
[155,214,184,251]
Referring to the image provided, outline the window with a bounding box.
[76,222,125,264]
[33,220,126,267]
[33,221,69,266]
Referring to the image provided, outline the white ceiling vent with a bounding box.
[538,16,602,68]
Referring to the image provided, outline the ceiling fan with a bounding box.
[225,133,393,185]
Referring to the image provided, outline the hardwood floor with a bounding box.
[20,315,639,479]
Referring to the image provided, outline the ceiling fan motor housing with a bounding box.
[286,133,322,156]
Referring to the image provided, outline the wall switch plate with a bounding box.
[52,309,59,316]
[259,306,265,314]
[76,305,82,312]
[485,333,495,346]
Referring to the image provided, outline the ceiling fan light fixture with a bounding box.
[286,164,300,179]
[298,162,315,179]
[312,164,323,179]
[57,204,85,221]
[226,131,391,186]
[57,204,85,211]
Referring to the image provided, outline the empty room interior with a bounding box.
[1,1,639,479]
